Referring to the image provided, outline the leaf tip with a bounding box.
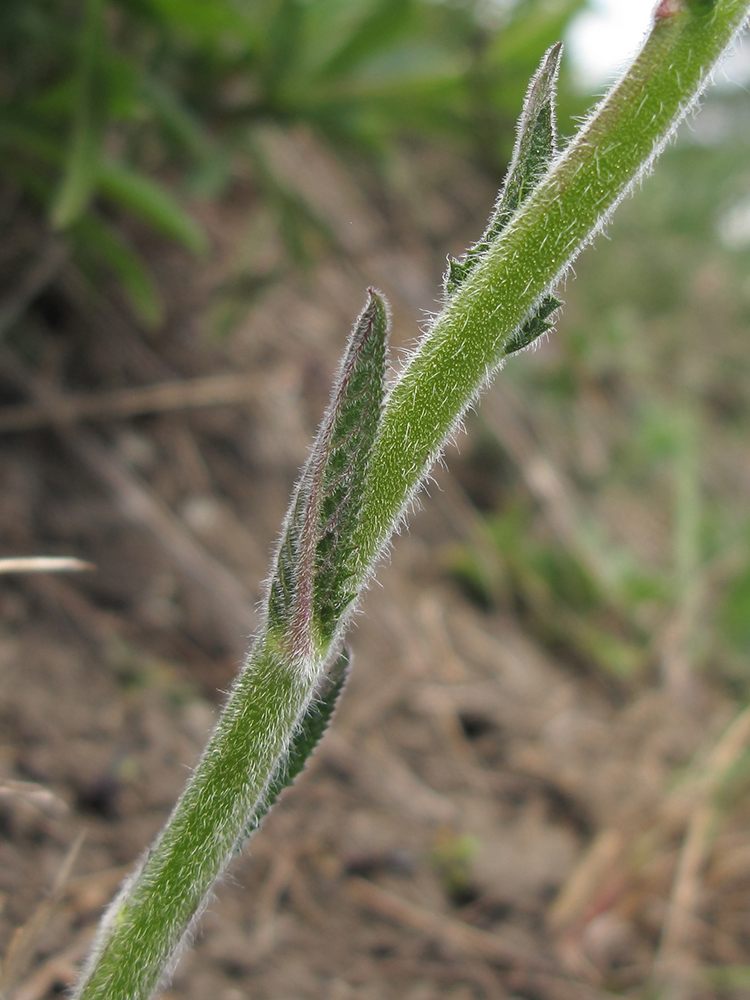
[544,40,564,74]
[529,41,563,105]
[363,286,390,334]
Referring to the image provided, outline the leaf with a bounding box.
[316,0,415,81]
[445,41,563,297]
[138,75,229,197]
[263,0,306,100]
[492,40,564,221]
[51,0,106,229]
[73,214,163,327]
[97,162,208,255]
[268,290,389,651]
[503,292,562,356]
[721,565,750,653]
[444,42,563,355]
[0,114,63,167]
[142,0,261,43]
[313,292,389,637]
[241,646,351,840]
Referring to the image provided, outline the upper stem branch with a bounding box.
[354,0,750,572]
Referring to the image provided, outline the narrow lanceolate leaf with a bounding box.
[73,214,163,327]
[242,647,351,840]
[51,0,105,229]
[445,42,563,355]
[97,163,208,255]
[444,42,563,297]
[503,293,560,357]
[267,290,389,656]
[314,296,388,641]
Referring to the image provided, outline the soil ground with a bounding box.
[1,131,750,1000]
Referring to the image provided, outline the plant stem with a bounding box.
[352,0,750,573]
[75,636,316,999]
[73,3,750,998]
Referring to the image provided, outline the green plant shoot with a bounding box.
[73,2,750,997]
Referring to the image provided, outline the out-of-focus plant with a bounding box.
[0,0,585,325]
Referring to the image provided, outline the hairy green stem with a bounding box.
[352,0,750,572]
[73,3,750,998]
[74,637,315,999]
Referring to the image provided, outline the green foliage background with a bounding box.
[0,0,584,323]
[4,0,750,728]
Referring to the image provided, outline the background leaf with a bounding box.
[51,0,106,229]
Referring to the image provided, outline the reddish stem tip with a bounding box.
[654,0,683,18]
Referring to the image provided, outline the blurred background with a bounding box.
[1,1,750,998]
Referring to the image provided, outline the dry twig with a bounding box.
[0,557,93,575]
[348,877,553,971]
[0,834,84,998]
[0,374,258,435]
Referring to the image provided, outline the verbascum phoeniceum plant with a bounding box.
[72,2,750,997]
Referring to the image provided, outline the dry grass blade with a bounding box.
[0,557,94,575]
[8,933,94,1000]
[0,373,258,435]
[479,386,613,594]
[0,833,85,999]
[655,703,750,995]
[0,345,254,649]
[547,829,625,938]
[67,427,254,643]
[0,781,68,817]
[347,877,552,971]
[0,239,68,340]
